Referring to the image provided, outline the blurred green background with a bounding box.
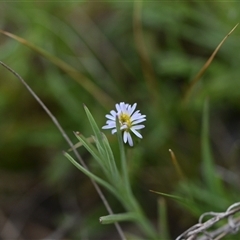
[1,1,240,239]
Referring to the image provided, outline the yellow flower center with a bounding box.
[119,113,132,129]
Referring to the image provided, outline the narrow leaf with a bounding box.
[83,105,104,145]
[149,190,187,204]
[64,152,118,197]
[183,23,238,104]
[99,212,137,224]
[201,99,223,195]
[158,198,170,240]
[102,134,120,183]
[74,132,102,166]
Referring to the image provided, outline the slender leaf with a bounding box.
[84,105,104,146]
[201,99,224,195]
[99,212,137,224]
[183,23,238,104]
[149,190,187,204]
[74,132,111,179]
[102,134,121,184]
[64,152,119,198]
[74,133,102,166]
[158,198,170,240]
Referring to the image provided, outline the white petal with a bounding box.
[131,114,143,121]
[127,132,133,146]
[127,103,137,116]
[131,113,146,121]
[110,110,117,115]
[132,118,146,125]
[129,103,137,115]
[106,114,115,120]
[123,131,128,143]
[102,125,114,129]
[116,103,121,112]
[120,102,128,112]
[120,125,127,130]
[131,128,142,139]
[104,123,115,128]
[112,129,117,134]
[131,124,145,130]
[106,120,115,124]
[131,110,140,117]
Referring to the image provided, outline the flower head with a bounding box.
[102,102,146,146]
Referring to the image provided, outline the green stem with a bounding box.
[128,192,158,239]
[116,118,131,196]
[115,119,158,239]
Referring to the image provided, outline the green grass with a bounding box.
[1,1,240,239]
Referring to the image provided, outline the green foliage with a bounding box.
[201,99,224,195]
[1,1,240,238]
[65,106,158,239]
[175,99,239,217]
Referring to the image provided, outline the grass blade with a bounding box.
[158,198,170,240]
[83,105,104,145]
[0,29,114,109]
[74,133,102,165]
[64,151,119,198]
[101,134,121,184]
[183,23,238,104]
[201,99,224,195]
[100,212,137,224]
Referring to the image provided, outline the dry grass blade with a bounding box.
[183,23,239,105]
[133,1,159,102]
[0,29,114,109]
[169,149,185,180]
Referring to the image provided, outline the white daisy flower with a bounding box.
[102,102,146,146]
